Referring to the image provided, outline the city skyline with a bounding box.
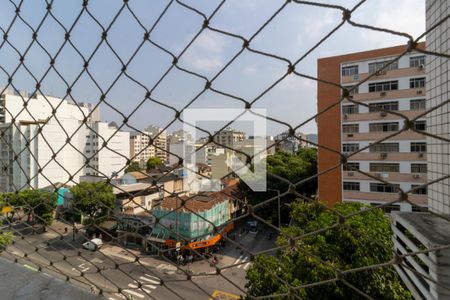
[0,0,425,136]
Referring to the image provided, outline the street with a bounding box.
[1,221,277,299]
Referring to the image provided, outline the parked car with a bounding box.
[247,220,258,234]
[82,238,103,251]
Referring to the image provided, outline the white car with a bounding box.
[82,238,103,251]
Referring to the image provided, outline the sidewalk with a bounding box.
[100,231,252,276]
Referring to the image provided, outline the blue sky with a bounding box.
[0,0,425,136]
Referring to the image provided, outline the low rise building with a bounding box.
[148,183,238,254]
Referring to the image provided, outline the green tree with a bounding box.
[239,148,317,224]
[146,157,163,171]
[246,201,412,300]
[9,190,57,225]
[70,182,115,224]
[124,161,141,173]
[0,232,13,252]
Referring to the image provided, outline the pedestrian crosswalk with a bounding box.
[108,273,161,300]
[233,254,251,270]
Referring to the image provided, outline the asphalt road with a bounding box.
[1,223,277,300]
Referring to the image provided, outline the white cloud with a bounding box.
[242,64,259,75]
[373,0,425,38]
[278,73,315,91]
[182,30,227,72]
[354,0,425,47]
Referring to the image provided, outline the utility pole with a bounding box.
[267,188,281,228]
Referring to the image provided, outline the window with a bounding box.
[410,99,426,110]
[372,203,400,213]
[410,142,426,152]
[368,101,399,112]
[412,205,428,212]
[369,122,399,132]
[370,163,400,172]
[342,65,359,76]
[342,124,359,133]
[342,105,359,115]
[343,162,360,171]
[411,185,427,195]
[368,81,398,92]
[369,143,399,152]
[411,163,427,173]
[342,143,359,152]
[343,182,360,191]
[410,56,426,68]
[413,120,426,131]
[342,85,359,95]
[368,60,398,73]
[370,183,400,193]
[410,77,426,88]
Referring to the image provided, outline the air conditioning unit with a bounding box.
[417,90,423,94]
[347,134,354,138]
[380,152,388,159]
[376,173,383,178]
[380,91,386,96]
[413,173,422,179]
[348,171,354,176]
[376,70,387,76]
[418,152,424,158]
[380,111,387,117]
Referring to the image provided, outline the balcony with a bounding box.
[343,171,427,183]
[343,131,426,141]
[343,88,425,103]
[341,67,425,84]
[347,152,426,161]
[342,110,424,122]
[343,190,427,206]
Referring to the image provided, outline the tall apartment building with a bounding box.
[213,127,246,148]
[130,127,167,168]
[0,90,129,191]
[317,43,428,211]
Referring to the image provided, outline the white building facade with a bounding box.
[84,122,130,179]
[392,2,450,299]
[339,50,428,212]
[0,90,129,191]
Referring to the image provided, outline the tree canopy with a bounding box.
[246,201,412,300]
[146,157,163,171]
[0,232,12,252]
[8,190,57,224]
[70,181,115,224]
[124,161,141,173]
[239,148,317,224]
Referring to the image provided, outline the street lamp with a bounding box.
[267,188,281,228]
